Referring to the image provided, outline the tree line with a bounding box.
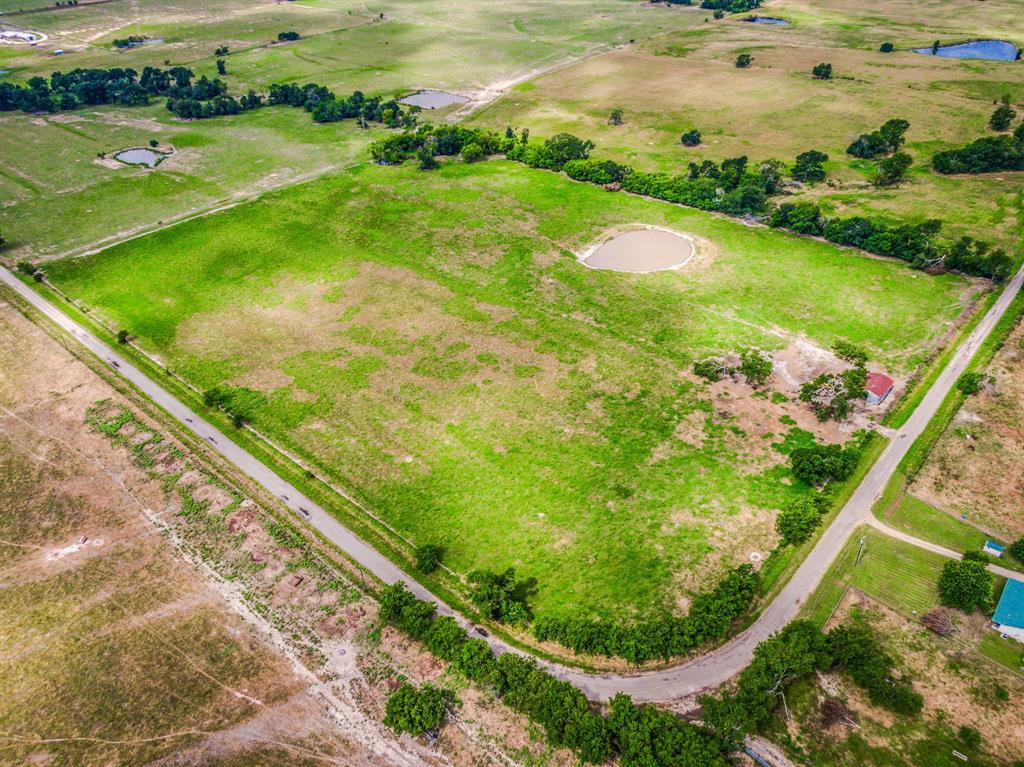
[378,581,730,765]
[531,564,759,663]
[369,124,1011,281]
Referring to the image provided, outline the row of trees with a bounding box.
[531,564,759,663]
[768,202,1012,279]
[378,581,730,765]
[698,619,921,746]
[371,124,1009,280]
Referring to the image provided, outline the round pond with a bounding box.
[581,228,695,273]
[912,39,1019,61]
[114,148,166,168]
[399,90,469,109]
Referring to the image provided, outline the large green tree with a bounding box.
[384,683,446,735]
[938,559,993,612]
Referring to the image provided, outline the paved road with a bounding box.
[3,263,1021,702]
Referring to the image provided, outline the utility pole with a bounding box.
[854,536,866,567]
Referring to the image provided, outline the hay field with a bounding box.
[44,159,977,621]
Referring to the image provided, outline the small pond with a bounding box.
[912,39,1019,61]
[114,148,165,168]
[581,228,695,273]
[399,90,469,109]
[744,16,789,25]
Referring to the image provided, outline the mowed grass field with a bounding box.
[468,0,1024,252]
[0,0,701,258]
[46,159,974,620]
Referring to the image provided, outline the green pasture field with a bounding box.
[44,158,975,620]
[467,0,1024,253]
[0,103,375,258]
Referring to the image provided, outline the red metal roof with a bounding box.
[866,372,894,397]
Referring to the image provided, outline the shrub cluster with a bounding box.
[699,0,761,12]
[384,683,446,735]
[531,564,759,663]
[789,435,865,487]
[0,67,164,112]
[775,492,829,545]
[827,623,923,715]
[377,582,727,765]
[933,125,1024,174]
[846,118,909,158]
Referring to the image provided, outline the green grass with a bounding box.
[803,526,944,625]
[41,158,974,621]
[978,632,1024,672]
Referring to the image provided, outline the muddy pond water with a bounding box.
[581,229,695,273]
[399,90,469,109]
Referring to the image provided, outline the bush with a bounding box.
[277,31,300,42]
[792,149,828,182]
[467,568,529,623]
[1010,538,1024,564]
[959,725,982,750]
[876,151,912,187]
[116,329,129,344]
[833,341,868,365]
[461,142,484,163]
[680,129,702,146]
[533,565,758,664]
[693,357,729,381]
[990,104,1017,131]
[880,42,894,53]
[827,623,923,715]
[738,349,772,386]
[955,371,984,395]
[735,53,753,68]
[789,439,861,487]
[384,683,446,735]
[415,543,443,573]
[938,559,993,612]
[933,135,1024,175]
[811,62,832,79]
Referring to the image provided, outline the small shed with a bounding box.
[983,540,1005,558]
[992,579,1024,643]
[865,372,894,404]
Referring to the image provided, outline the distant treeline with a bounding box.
[0,65,416,128]
[933,124,1024,174]
[369,125,1013,281]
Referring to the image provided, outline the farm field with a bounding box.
[467,0,1024,254]
[0,0,699,259]
[44,158,979,622]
